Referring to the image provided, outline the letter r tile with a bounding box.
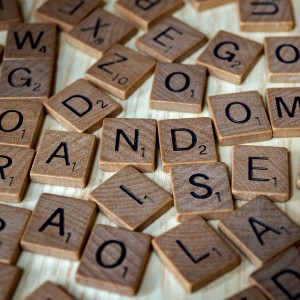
[152,217,240,292]
[219,195,300,267]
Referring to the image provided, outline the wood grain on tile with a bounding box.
[225,285,269,300]
[0,0,22,31]
[189,0,235,11]
[0,263,22,300]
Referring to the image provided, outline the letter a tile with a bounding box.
[226,286,268,300]
[158,118,218,172]
[196,31,263,84]
[232,145,289,202]
[219,195,300,267]
[250,247,300,300]
[89,166,173,231]
[0,0,22,31]
[152,217,240,292]
[76,224,151,295]
[44,79,121,133]
[0,263,22,300]
[30,130,96,188]
[21,193,97,260]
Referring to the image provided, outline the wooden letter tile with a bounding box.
[196,31,263,84]
[21,193,97,260]
[189,0,235,11]
[76,224,151,295]
[171,162,234,222]
[0,100,44,148]
[24,281,75,300]
[4,23,57,61]
[150,63,207,113]
[208,91,272,145]
[0,60,54,102]
[0,145,35,202]
[115,0,184,30]
[89,166,173,231]
[0,204,31,264]
[0,0,22,31]
[44,79,121,133]
[266,88,300,137]
[136,16,207,63]
[232,145,289,202]
[66,8,137,58]
[30,130,96,188]
[225,286,268,300]
[158,118,218,172]
[35,0,102,32]
[85,44,155,100]
[250,247,300,300]
[238,0,294,32]
[152,217,240,292]
[0,263,22,300]
[99,118,157,172]
[265,37,300,82]
[219,195,300,267]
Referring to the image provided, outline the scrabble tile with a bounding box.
[208,91,272,146]
[115,0,184,30]
[66,9,137,58]
[0,100,44,148]
[265,37,300,82]
[35,0,102,32]
[76,224,151,295]
[226,286,268,300]
[196,31,263,84]
[219,195,300,267]
[0,145,35,202]
[232,145,289,202]
[158,118,218,172]
[0,60,54,101]
[250,247,300,300]
[136,17,207,63]
[266,88,300,138]
[99,118,157,172]
[0,0,22,31]
[171,162,234,222]
[238,0,294,32]
[24,281,75,300]
[4,23,57,61]
[0,204,31,264]
[30,130,96,188]
[89,166,173,231]
[85,44,156,100]
[152,217,240,292]
[21,193,97,260]
[189,0,234,11]
[0,263,22,300]
[44,79,121,133]
[150,63,207,113]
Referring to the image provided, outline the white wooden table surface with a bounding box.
[3,0,300,299]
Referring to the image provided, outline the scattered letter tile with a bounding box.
[226,285,268,300]
[0,263,22,300]
[189,0,234,11]
[0,0,22,31]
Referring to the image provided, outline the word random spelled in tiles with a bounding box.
[89,166,173,231]
[171,162,234,221]
[44,79,121,133]
[85,44,156,100]
[66,8,137,58]
[100,118,157,172]
[76,225,151,295]
[136,16,207,63]
[115,0,184,30]
[35,0,103,32]
[0,0,22,30]
[208,91,272,145]
[0,204,31,264]
[226,285,269,300]
[238,0,294,32]
[250,247,300,300]
[21,193,97,260]
[150,63,207,113]
[218,195,300,267]
[232,145,289,202]
[152,217,240,292]
[189,0,235,11]
[0,263,22,300]
[197,30,263,84]
[30,130,96,188]
[158,118,218,172]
